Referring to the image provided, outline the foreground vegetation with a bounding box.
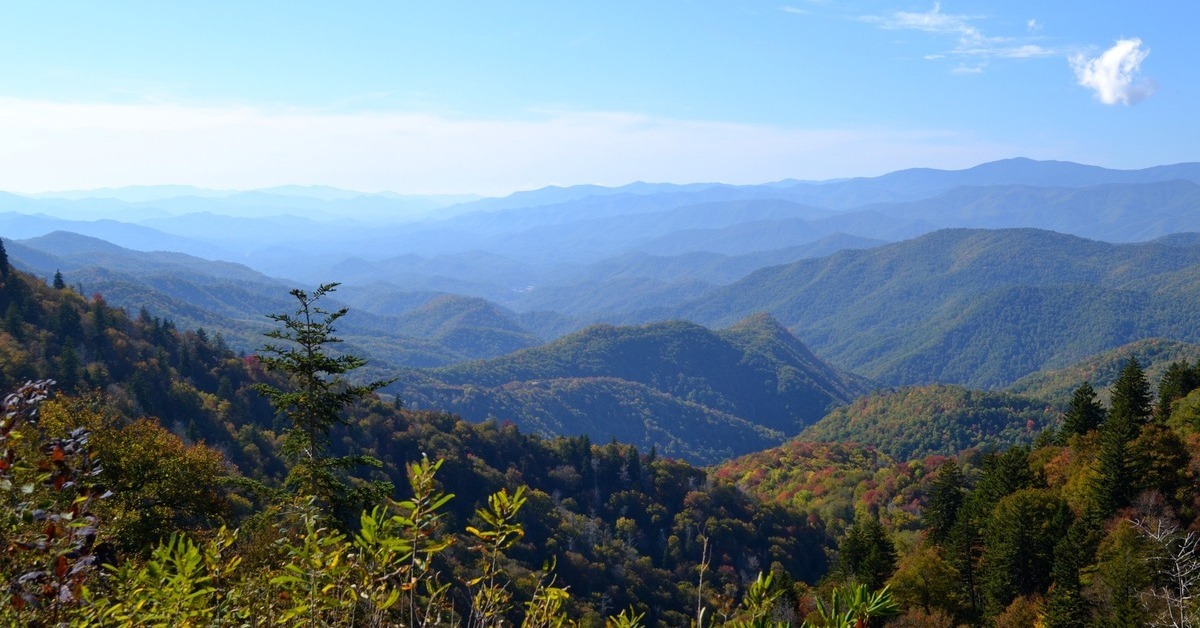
[3,248,1200,625]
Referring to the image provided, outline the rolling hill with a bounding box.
[676,228,1200,388]
[394,314,872,463]
[798,384,1060,460]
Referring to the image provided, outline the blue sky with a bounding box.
[0,1,1194,194]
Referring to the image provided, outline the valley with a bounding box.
[4,157,1200,625]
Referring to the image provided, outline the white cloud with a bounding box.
[1027,19,1042,32]
[869,2,984,42]
[0,98,1016,194]
[1070,38,1154,105]
[864,3,1058,67]
[779,5,808,16]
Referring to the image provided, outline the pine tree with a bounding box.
[253,283,394,519]
[1087,360,1154,520]
[1090,409,1140,520]
[1110,357,1152,426]
[837,513,897,590]
[981,488,1070,614]
[0,237,9,279]
[1156,360,1200,422]
[1058,382,1105,443]
[1042,522,1091,628]
[52,270,65,290]
[925,459,964,545]
[973,446,1035,511]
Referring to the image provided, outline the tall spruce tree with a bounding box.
[1156,360,1200,422]
[1090,358,1153,519]
[253,283,393,519]
[981,488,1070,614]
[1090,409,1140,520]
[0,237,8,278]
[925,459,965,545]
[1110,357,1152,426]
[837,513,897,590]
[1042,522,1092,628]
[1058,382,1105,443]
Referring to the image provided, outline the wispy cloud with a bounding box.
[779,5,808,16]
[874,2,980,38]
[0,98,1017,194]
[1070,38,1154,105]
[863,2,1056,67]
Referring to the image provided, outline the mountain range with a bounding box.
[6,157,1200,464]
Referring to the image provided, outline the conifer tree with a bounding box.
[253,283,393,518]
[52,270,65,290]
[1057,382,1104,443]
[838,513,897,590]
[925,459,964,545]
[1088,359,1154,520]
[1042,522,1091,628]
[1156,360,1200,422]
[1110,357,1152,426]
[981,488,1070,614]
[1090,408,1140,520]
[973,446,1035,510]
[0,237,8,278]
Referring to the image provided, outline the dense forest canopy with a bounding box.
[4,243,1200,625]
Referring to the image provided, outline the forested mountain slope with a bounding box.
[677,228,1200,387]
[798,384,1060,460]
[395,314,871,463]
[0,256,832,625]
[1008,337,1200,404]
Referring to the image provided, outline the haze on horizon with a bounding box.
[1,1,1196,196]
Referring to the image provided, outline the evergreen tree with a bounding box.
[1110,357,1152,426]
[253,283,393,519]
[1042,522,1091,628]
[1093,521,1153,627]
[57,345,80,392]
[925,459,964,545]
[52,269,65,290]
[1090,408,1140,520]
[981,488,1070,614]
[973,446,1035,511]
[837,513,897,590]
[1058,382,1105,443]
[1156,360,1200,422]
[944,505,984,618]
[0,236,8,278]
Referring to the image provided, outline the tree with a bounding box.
[838,514,897,591]
[1091,407,1142,519]
[1042,522,1091,628]
[1156,360,1200,423]
[52,270,65,290]
[1110,357,1152,426]
[253,283,393,517]
[886,546,965,620]
[924,459,964,546]
[1133,512,1200,628]
[1092,520,1153,627]
[0,237,8,278]
[981,488,1070,613]
[1059,382,1105,442]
